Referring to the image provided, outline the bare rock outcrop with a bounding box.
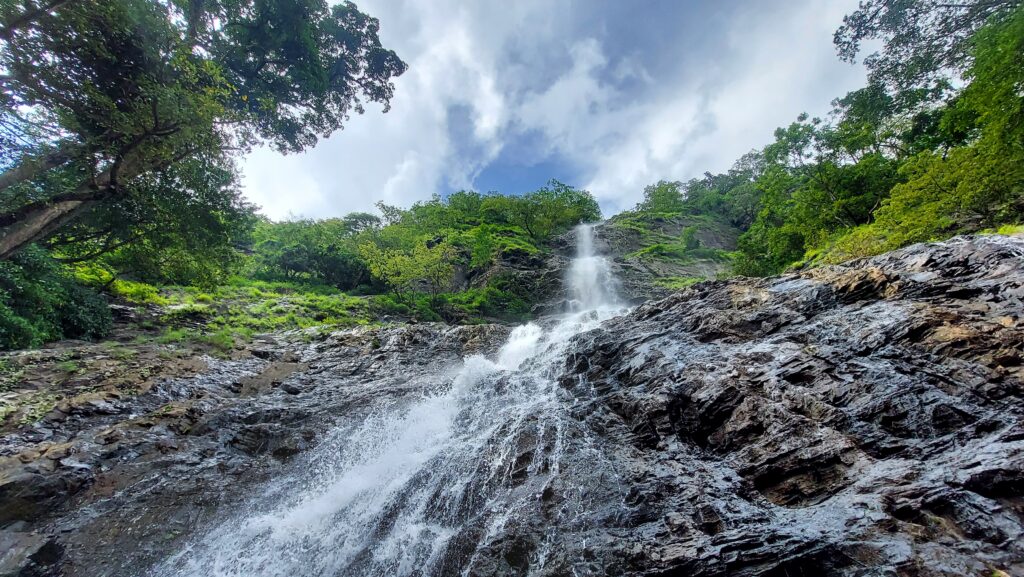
[560,233,1023,575]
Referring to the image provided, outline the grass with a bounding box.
[142,274,530,337]
[0,402,16,424]
[0,358,23,392]
[101,341,137,361]
[153,282,373,337]
[76,245,548,353]
[627,243,732,264]
[995,223,1024,235]
[110,279,168,305]
[56,360,80,373]
[17,392,59,425]
[94,280,380,356]
[610,211,736,269]
[654,276,705,290]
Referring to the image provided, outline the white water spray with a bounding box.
[566,223,620,312]
[152,223,628,577]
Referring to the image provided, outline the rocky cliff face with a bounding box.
[1,234,1021,576]
[560,233,1024,575]
[597,214,741,303]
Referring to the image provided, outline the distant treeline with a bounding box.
[1,178,600,348]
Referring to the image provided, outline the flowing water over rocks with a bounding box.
[1,230,1023,576]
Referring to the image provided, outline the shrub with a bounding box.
[0,246,112,350]
[654,276,705,290]
[109,279,167,305]
[60,282,114,341]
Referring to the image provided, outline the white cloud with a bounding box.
[565,1,869,214]
[239,0,540,219]
[239,0,868,220]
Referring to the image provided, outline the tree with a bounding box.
[340,212,382,235]
[496,181,601,241]
[834,0,1021,92]
[823,7,1024,263]
[39,151,258,285]
[250,217,371,289]
[412,240,456,302]
[0,0,406,259]
[635,180,685,213]
[358,237,455,303]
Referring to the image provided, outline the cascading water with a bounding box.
[153,224,628,577]
[566,223,620,312]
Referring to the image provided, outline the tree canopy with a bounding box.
[0,0,406,260]
[834,0,1021,92]
[622,1,1023,277]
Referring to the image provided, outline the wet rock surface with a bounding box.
[0,323,510,577]
[1,234,1022,576]
[558,234,1024,576]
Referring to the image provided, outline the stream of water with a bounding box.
[154,223,627,577]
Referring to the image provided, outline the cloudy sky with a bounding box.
[241,0,870,220]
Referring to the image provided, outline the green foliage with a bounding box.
[726,4,1024,274]
[809,7,1024,264]
[371,282,530,324]
[629,243,731,264]
[56,360,80,374]
[446,286,530,322]
[834,0,1019,92]
[169,281,368,334]
[248,183,595,303]
[0,0,409,349]
[636,181,686,214]
[360,238,456,301]
[249,217,372,290]
[0,0,406,261]
[198,329,237,355]
[109,279,168,305]
[680,226,700,251]
[16,393,59,425]
[0,358,24,391]
[0,246,111,349]
[156,328,191,345]
[654,276,705,290]
[161,303,214,324]
[478,181,602,241]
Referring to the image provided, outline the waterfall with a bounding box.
[153,223,628,577]
[566,223,620,311]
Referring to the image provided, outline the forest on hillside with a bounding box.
[1,0,1022,351]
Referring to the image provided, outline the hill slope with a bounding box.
[599,211,741,302]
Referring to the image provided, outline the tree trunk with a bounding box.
[0,144,151,259]
[0,198,95,259]
[0,142,79,194]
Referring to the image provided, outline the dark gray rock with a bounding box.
[554,233,1024,576]
[0,323,511,577]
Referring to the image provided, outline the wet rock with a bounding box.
[559,233,1024,576]
[0,234,1021,577]
[0,322,511,577]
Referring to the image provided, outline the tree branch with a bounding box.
[0,141,80,194]
[0,0,75,41]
